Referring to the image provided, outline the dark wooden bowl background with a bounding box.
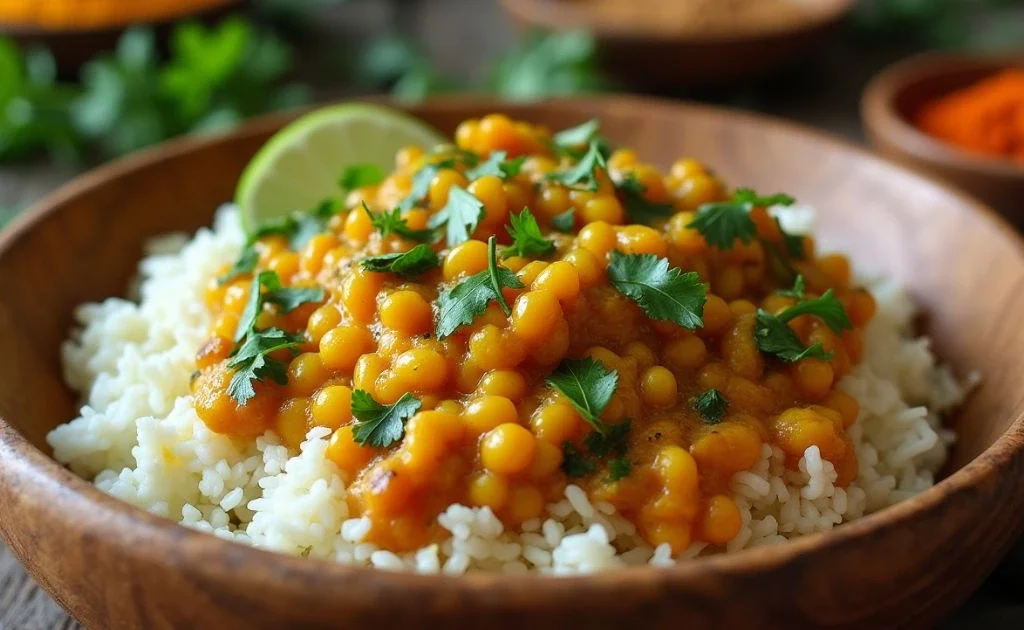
[498,0,855,89]
[862,53,1024,222]
[1,97,1024,629]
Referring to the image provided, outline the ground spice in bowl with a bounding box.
[914,70,1024,166]
[0,0,237,31]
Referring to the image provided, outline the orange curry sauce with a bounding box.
[192,114,876,553]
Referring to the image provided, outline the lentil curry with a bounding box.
[192,114,876,554]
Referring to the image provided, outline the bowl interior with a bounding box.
[1,97,1023,501]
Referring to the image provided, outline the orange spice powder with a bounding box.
[914,70,1024,166]
[0,0,236,30]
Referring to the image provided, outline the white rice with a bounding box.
[46,205,971,574]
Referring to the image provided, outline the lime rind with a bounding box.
[235,104,446,234]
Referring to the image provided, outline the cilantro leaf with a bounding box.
[503,208,555,259]
[465,150,525,181]
[754,311,832,363]
[428,186,485,247]
[218,246,259,285]
[435,236,523,338]
[584,418,630,457]
[617,174,675,224]
[607,457,631,481]
[732,188,795,208]
[777,275,806,299]
[226,327,304,404]
[778,289,853,333]
[398,153,477,211]
[546,140,606,191]
[350,390,421,448]
[340,163,385,192]
[561,441,596,478]
[360,244,440,278]
[264,285,325,313]
[607,251,707,330]
[552,118,600,151]
[546,357,618,432]
[551,208,576,233]
[693,389,728,424]
[364,203,436,243]
[687,201,758,250]
[289,199,340,250]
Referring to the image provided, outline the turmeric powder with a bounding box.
[0,0,235,30]
[915,70,1024,165]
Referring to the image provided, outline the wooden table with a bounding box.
[1,1,1022,627]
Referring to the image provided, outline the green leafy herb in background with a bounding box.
[0,41,80,163]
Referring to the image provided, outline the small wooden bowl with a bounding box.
[498,0,856,89]
[2,96,1024,629]
[862,52,1024,223]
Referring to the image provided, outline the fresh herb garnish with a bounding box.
[243,199,340,250]
[777,275,806,299]
[693,389,728,424]
[226,327,305,405]
[427,185,485,247]
[551,208,576,233]
[217,247,259,285]
[350,389,421,448]
[607,457,632,481]
[607,251,707,330]
[688,188,798,252]
[617,174,675,224]
[399,152,478,211]
[561,419,631,479]
[465,150,526,181]
[755,289,852,362]
[234,270,325,342]
[360,244,440,278]
[552,118,600,151]
[364,203,436,243]
[340,163,385,193]
[546,140,607,191]
[435,236,524,338]
[546,357,619,433]
[503,208,555,259]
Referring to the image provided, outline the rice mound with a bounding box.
[47,206,969,575]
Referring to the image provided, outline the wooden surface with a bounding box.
[3,96,1024,629]
[1,1,1023,628]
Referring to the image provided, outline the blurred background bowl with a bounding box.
[862,52,1024,221]
[498,0,856,89]
[0,0,245,75]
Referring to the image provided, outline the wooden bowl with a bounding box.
[862,52,1024,224]
[1,96,1024,629]
[498,0,855,89]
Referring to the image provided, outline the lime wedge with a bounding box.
[235,104,447,233]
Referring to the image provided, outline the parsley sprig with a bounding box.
[350,390,421,448]
[546,357,619,433]
[503,208,555,259]
[547,140,607,191]
[693,389,728,424]
[617,174,675,225]
[607,251,707,330]
[465,150,525,181]
[227,270,324,405]
[364,203,436,243]
[755,289,853,362]
[552,118,600,152]
[360,244,440,278]
[687,188,802,253]
[428,186,485,247]
[435,236,524,338]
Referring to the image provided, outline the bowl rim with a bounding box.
[498,0,856,43]
[2,93,1024,602]
[862,50,1024,179]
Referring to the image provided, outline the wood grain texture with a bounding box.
[498,0,854,88]
[0,96,1024,629]
[862,52,1024,220]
